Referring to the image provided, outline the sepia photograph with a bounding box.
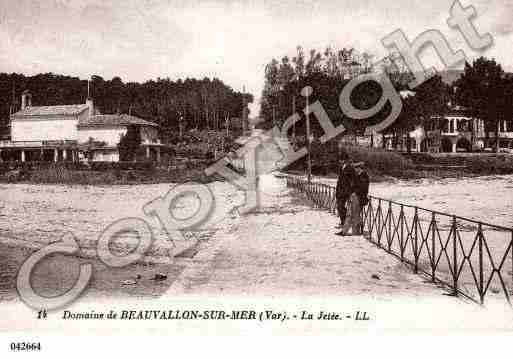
[0,0,513,352]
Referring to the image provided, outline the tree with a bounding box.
[118,125,142,162]
[496,77,513,150]
[259,45,373,132]
[455,57,504,152]
[0,72,252,145]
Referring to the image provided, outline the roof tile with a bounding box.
[78,114,158,128]
[13,104,89,117]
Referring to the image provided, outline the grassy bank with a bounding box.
[2,148,513,185]
[286,143,513,181]
[286,143,412,180]
[0,162,227,185]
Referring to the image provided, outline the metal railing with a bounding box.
[286,175,513,306]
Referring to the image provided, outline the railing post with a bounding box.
[414,207,419,274]
[478,223,484,305]
[400,205,405,261]
[431,212,436,283]
[452,216,459,297]
[388,202,392,252]
[326,186,330,210]
[330,188,334,214]
[377,199,382,248]
[368,198,373,240]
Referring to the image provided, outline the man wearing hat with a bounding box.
[335,149,356,235]
[340,162,369,236]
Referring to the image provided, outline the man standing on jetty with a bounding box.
[340,162,369,236]
[335,149,356,236]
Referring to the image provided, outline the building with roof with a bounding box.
[422,106,485,153]
[420,106,513,153]
[383,104,492,153]
[0,90,162,162]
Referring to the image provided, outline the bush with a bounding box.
[463,155,513,175]
[0,160,223,185]
[344,145,411,176]
[27,165,117,185]
[286,140,412,178]
[169,129,240,160]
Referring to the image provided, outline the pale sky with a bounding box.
[0,0,512,117]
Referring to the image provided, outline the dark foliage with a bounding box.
[454,57,513,152]
[118,125,142,161]
[0,73,253,144]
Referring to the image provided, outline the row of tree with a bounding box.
[0,73,253,142]
[389,57,513,152]
[454,57,513,150]
[260,46,380,131]
[260,45,513,152]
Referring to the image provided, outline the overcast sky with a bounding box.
[0,0,512,116]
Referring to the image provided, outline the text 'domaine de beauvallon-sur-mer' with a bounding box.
[58,310,371,322]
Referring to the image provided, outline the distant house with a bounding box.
[420,106,513,153]
[78,114,160,162]
[382,105,505,153]
[0,121,10,142]
[423,106,485,153]
[0,90,162,162]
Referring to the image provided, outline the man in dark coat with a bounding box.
[335,150,356,235]
[341,162,369,235]
[354,163,370,208]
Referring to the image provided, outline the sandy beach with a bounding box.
[2,173,513,332]
[2,172,513,301]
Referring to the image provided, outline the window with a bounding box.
[443,119,450,133]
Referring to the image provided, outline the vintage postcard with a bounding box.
[1,0,513,354]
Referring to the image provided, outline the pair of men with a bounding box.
[335,150,369,236]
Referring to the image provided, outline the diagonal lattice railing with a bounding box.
[286,175,513,306]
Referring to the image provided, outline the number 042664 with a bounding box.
[10,342,41,351]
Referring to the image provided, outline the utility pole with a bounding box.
[179,112,184,139]
[9,80,15,117]
[225,112,229,137]
[292,95,296,139]
[301,86,313,183]
[242,85,247,135]
[272,106,276,129]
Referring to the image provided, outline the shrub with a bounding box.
[27,165,117,185]
[464,155,513,175]
[344,145,411,176]
[286,140,412,177]
[118,125,142,161]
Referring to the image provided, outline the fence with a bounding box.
[286,175,513,306]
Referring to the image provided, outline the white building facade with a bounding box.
[0,91,162,162]
[382,106,503,153]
